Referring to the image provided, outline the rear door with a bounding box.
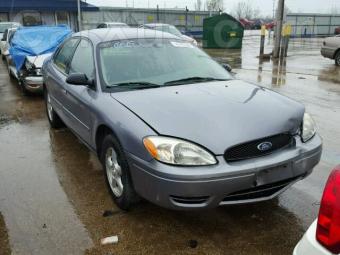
[62,38,96,145]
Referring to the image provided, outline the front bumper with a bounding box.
[127,135,322,210]
[22,76,43,93]
[321,47,336,59]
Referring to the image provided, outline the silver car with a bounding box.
[321,35,340,65]
[42,28,322,210]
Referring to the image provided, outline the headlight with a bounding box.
[143,136,217,166]
[25,60,35,71]
[301,113,316,142]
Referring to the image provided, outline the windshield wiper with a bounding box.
[164,77,230,86]
[108,81,161,90]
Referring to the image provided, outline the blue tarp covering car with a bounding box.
[9,25,72,71]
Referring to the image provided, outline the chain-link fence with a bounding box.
[82,7,218,38]
[287,13,340,37]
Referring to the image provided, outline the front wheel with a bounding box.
[335,51,340,66]
[45,89,64,129]
[101,134,138,210]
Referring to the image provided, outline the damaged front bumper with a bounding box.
[22,75,43,93]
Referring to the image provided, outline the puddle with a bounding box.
[0,212,11,255]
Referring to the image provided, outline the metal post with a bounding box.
[185,6,188,32]
[259,25,266,58]
[273,0,285,58]
[77,0,82,31]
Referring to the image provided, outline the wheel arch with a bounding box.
[333,48,340,59]
[95,124,119,157]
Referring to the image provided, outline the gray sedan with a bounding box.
[42,28,322,210]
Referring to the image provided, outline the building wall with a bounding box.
[287,13,340,37]
[82,7,218,37]
[6,11,77,31]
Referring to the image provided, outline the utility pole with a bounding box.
[273,0,285,58]
[77,0,82,31]
[185,6,189,32]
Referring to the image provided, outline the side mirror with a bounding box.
[222,63,232,72]
[66,73,94,87]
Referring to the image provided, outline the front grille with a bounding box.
[222,176,301,202]
[224,134,294,162]
[170,195,210,205]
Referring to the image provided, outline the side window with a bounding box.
[69,39,95,79]
[53,38,79,73]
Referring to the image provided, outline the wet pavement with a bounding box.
[0,34,340,255]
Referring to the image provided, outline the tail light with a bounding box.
[316,166,340,254]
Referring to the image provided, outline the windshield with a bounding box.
[153,25,183,37]
[99,39,232,91]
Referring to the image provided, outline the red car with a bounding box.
[239,18,254,29]
[265,22,276,30]
[335,27,340,35]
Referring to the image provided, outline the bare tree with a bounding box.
[330,5,339,14]
[195,0,202,11]
[233,1,255,20]
[206,0,224,12]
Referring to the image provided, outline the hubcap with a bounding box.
[105,147,123,197]
[46,93,53,121]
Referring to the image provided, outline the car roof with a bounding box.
[102,22,127,25]
[0,22,20,26]
[144,23,172,27]
[74,28,180,45]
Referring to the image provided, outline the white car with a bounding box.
[294,166,340,255]
[97,22,129,28]
[0,22,20,56]
[1,27,18,60]
[142,23,198,46]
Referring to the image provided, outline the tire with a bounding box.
[44,89,64,129]
[335,51,340,66]
[7,63,13,78]
[100,134,138,210]
[19,80,31,96]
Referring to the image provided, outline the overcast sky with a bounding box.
[86,0,339,16]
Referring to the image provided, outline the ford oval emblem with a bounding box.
[257,142,273,152]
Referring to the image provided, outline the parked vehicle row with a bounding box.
[6,25,72,94]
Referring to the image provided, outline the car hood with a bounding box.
[111,80,304,155]
[26,53,53,69]
[181,34,195,42]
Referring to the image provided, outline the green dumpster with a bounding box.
[203,13,244,49]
